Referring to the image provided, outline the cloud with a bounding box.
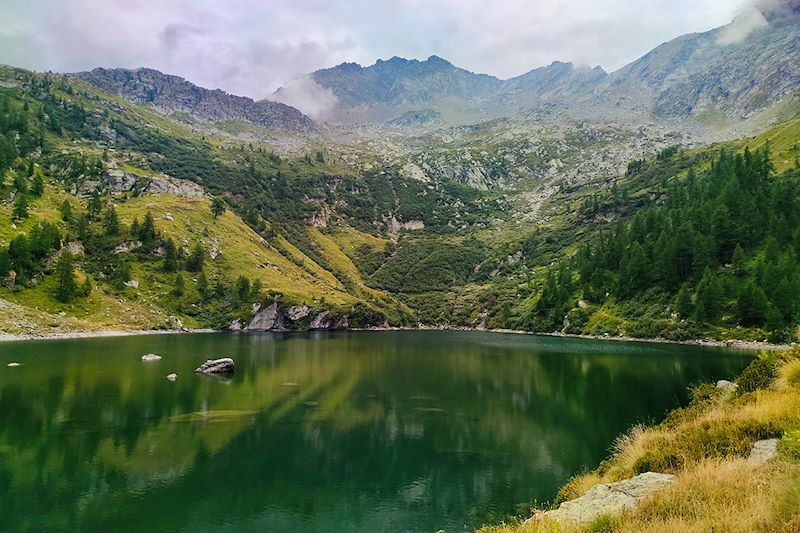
[716,7,769,45]
[160,24,206,51]
[0,0,747,99]
[270,76,339,119]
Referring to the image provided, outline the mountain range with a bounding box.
[270,3,800,127]
[69,2,800,136]
[1,1,800,341]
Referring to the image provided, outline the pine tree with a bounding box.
[31,173,44,197]
[138,212,157,244]
[162,238,179,272]
[694,269,723,323]
[13,173,28,195]
[55,253,78,303]
[12,194,29,220]
[211,197,226,219]
[60,199,73,223]
[197,272,209,299]
[675,283,693,319]
[87,191,103,219]
[174,273,185,296]
[235,275,251,301]
[186,244,205,272]
[737,280,770,326]
[81,276,93,298]
[103,206,120,236]
[0,250,10,277]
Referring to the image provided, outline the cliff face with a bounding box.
[77,68,318,134]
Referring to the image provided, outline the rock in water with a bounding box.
[7,362,20,367]
[166,373,178,381]
[141,353,162,362]
[195,358,235,374]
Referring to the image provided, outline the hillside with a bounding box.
[2,60,800,342]
[0,66,420,336]
[2,0,800,342]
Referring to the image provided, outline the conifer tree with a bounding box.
[55,253,78,303]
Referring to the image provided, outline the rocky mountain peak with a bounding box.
[77,67,317,135]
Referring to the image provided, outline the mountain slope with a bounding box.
[601,8,800,120]
[0,66,423,335]
[77,67,318,134]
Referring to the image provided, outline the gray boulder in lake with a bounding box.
[195,358,235,374]
[141,353,162,362]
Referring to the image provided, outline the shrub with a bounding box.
[777,359,800,390]
[737,352,779,394]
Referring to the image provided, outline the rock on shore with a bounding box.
[533,472,675,526]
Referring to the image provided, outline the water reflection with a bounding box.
[0,331,749,532]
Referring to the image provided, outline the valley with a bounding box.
[0,4,799,347]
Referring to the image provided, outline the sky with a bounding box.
[0,0,750,100]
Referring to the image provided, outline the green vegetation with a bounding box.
[484,143,800,343]
[0,64,799,341]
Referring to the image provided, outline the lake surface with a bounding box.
[0,331,750,532]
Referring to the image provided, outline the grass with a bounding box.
[478,349,800,532]
[116,194,356,306]
[745,118,800,174]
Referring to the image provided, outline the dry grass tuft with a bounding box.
[616,459,800,533]
[777,359,800,391]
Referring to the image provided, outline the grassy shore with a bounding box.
[479,349,800,532]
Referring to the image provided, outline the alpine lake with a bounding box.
[0,331,751,532]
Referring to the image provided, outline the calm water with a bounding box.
[0,331,750,532]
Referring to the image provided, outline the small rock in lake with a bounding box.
[7,362,21,368]
[195,358,235,374]
[141,353,163,362]
[166,373,178,381]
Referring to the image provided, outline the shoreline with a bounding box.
[0,328,216,343]
[0,324,791,351]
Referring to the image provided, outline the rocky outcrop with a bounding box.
[195,358,235,374]
[310,311,331,330]
[77,164,204,199]
[533,472,675,526]
[141,353,162,362]
[246,303,284,331]
[287,306,310,321]
[166,373,178,381]
[234,302,380,332]
[145,176,204,198]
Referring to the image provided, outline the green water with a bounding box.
[0,331,750,532]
